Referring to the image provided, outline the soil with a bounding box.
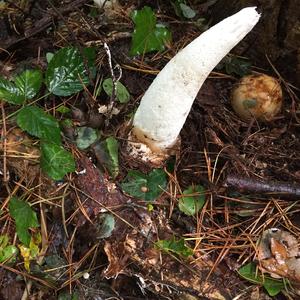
[0,1,299,300]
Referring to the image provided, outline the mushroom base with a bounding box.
[126,126,180,167]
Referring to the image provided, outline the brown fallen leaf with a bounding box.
[0,128,40,184]
[257,228,300,283]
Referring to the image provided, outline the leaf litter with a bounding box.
[0,0,299,299]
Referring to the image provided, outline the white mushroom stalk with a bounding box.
[128,7,261,165]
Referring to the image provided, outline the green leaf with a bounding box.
[223,56,252,77]
[40,141,75,180]
[0,234,17,263]
[121,169,167,201]
[17,106,61,145]
[45,47,95,96]
[56,105,71,114]
[178,185,205,216]
[179,3,196,19]
[96,214,115,239]
[75,127,98,150]
[101,137,119,178]
[0,245,18,263]
[9,197,39,247]
[155,237,193,258]
[0,235,9,248]
[0,77,23,104]
[0,69,42,104]
[61,118,73,128]
[46,52,54,63]
[14,69,43,100]
[130,6,171,56]
[102,78,130,103]
[238,262,284,296]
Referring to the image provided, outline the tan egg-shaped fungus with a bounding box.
[231,74,283,122]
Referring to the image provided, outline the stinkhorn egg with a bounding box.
[231,74,282,122]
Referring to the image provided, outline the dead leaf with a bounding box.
[257,228,300,283]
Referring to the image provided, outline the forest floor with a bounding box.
[0,1,300,299]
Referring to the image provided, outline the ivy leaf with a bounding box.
[56,105,71,114]
[0,78,23,104]
[0,69,42,104]
[172,1,196,19]
[121,169,167,201]
[155,237,193,258]
[19,233,41,271]
[225,56,252,77]
[100,136,119,178]
[179,3,196,19]
[0,234,18,263]
[0,245,18,263]
[40,142,75,180]
[92,137,119,178]
[14,69,43,100]
[9,197,39,247]
[178,185,205,216]
[130,6,171,56]
[75,127,98,150]
[46,52,54,63]
[217,56,252,77]
[102,78,130,103]
[96,214,115,239]
[17,106,61,145]
[45,47,95,96]
[238,262,284,296]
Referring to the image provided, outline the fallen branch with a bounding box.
[224,174,300,198]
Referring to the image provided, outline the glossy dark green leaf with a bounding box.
[238,262,284,296]
[121,169,167,201]
[178,185,205,216]
[45,47,95,96]
[0,77,23,104]
[17,106,61,145]
[14,69,43,100]
[0,69,42,104]
[102,78,130,103]
[9,197,39,247]
[130,6,171,56]
[40,142,75,180]
[155,237,193,258]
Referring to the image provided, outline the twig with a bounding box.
[103,42,122,125]
[1,102,8,184]
[224,174,300,198]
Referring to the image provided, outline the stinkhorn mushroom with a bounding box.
[127,7,261,166]
[231,74,282,122]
